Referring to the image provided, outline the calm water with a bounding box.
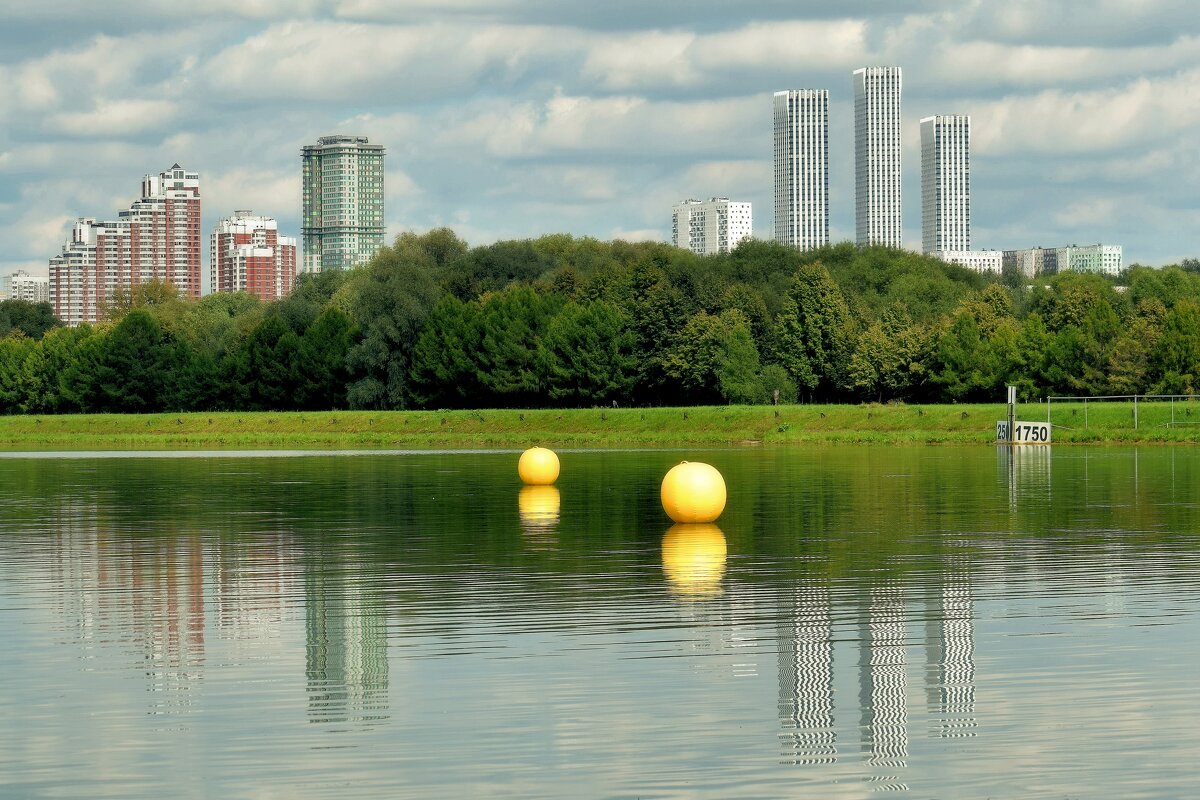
[2,445,1200,798]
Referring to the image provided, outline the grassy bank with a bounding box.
[1,401,1198,450]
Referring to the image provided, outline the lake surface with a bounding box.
[2,445,1200,798]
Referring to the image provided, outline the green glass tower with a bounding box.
[301,135,385,273]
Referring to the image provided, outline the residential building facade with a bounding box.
[210,212,298,301]
[921,115,971,254]
[933,250,1002,273]
[49,164,201,326]
[1002,244,1123,277]
[1,270,50,303]
[853,66,903,248]
[672,198,753,256]
[773,89,829,250]
[301,135,385,273]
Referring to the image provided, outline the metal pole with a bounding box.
[1007,385,1016,444]
[1085,398,1088,430]
[1046,396,1050,424]
[1134,395,1138,431]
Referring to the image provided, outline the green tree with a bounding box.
[540,300,636,406]
[474,286,561,406]
[0,299,61,340]
[0,335,41,413]
[93,310,184,412]
[1151,299,1200,394]
[224,315,303,411]
[342,244,442,409]
[408,295,484,408]
[662,310,762,404]
[32,325,103,413]
[443,240,555,301]
[1108,299,1167,394]
[296,308,357,410]
[770,262,855,399]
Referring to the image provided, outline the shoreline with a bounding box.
[1,404,1197,450]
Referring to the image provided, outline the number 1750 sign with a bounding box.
[996,421,1051,444]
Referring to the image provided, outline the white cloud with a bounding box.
[1054,199,1118,229]
[609,227,663,243]
[438,91,764,159]
[202,168,302,225]
[200,20,577,103]
[972,68,1200,156]
[49,99,181,138]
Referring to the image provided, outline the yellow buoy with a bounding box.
[662,523,727,597]
[518,446,560,485]
[518,485,560,529]
[660,461,726,523]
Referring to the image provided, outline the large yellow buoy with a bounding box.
[662,523,727,597]
[518,446,560,485]
[660,461,726,523]
[518,485,560,529]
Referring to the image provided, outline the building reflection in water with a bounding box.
[46,500,207,709]
[776,565,980,789]
[305,562,390,726]
[925,565,976,739]
[859,582,908,791]
[777,582,836,764]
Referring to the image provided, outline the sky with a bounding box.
[2,0,1198,283]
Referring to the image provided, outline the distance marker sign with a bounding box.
[996,421,1051,444]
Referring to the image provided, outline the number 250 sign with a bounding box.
[996,421,1051,444]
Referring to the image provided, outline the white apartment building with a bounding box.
[853,67,903,248]
[1001,244,1123,277]
[934,250,1002,273]
[773,89,829,250]
[210,211,298,301]
[672,198,752,256]
[1,270,51,303]
[921,115,971,254]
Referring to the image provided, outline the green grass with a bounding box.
[1,402,1197,450]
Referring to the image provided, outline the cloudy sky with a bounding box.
[2,0,1198,283]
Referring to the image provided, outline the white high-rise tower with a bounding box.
[853,67,903,248]
[773,90,829,250]
[921,115,971,254]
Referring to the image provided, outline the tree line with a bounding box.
[3,229,1200,414]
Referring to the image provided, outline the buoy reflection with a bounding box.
[518,486,560,546]
[661,523,727,598]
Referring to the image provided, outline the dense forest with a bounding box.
[3,230,1200,414]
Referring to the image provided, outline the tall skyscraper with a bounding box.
[773,90,829,250]
[210,211,298,301]
[672,198,753,256]
[49,164,201,326]
[921,115,971,254]
[301,135,385,273]
[853,67,903,248]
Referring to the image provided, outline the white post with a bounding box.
[1007,385,1016,444]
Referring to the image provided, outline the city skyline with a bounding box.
[2,2,1198,282]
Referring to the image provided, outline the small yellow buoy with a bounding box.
[660,461,726,523]
[662,523,727,597]
[518,446,560,485]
